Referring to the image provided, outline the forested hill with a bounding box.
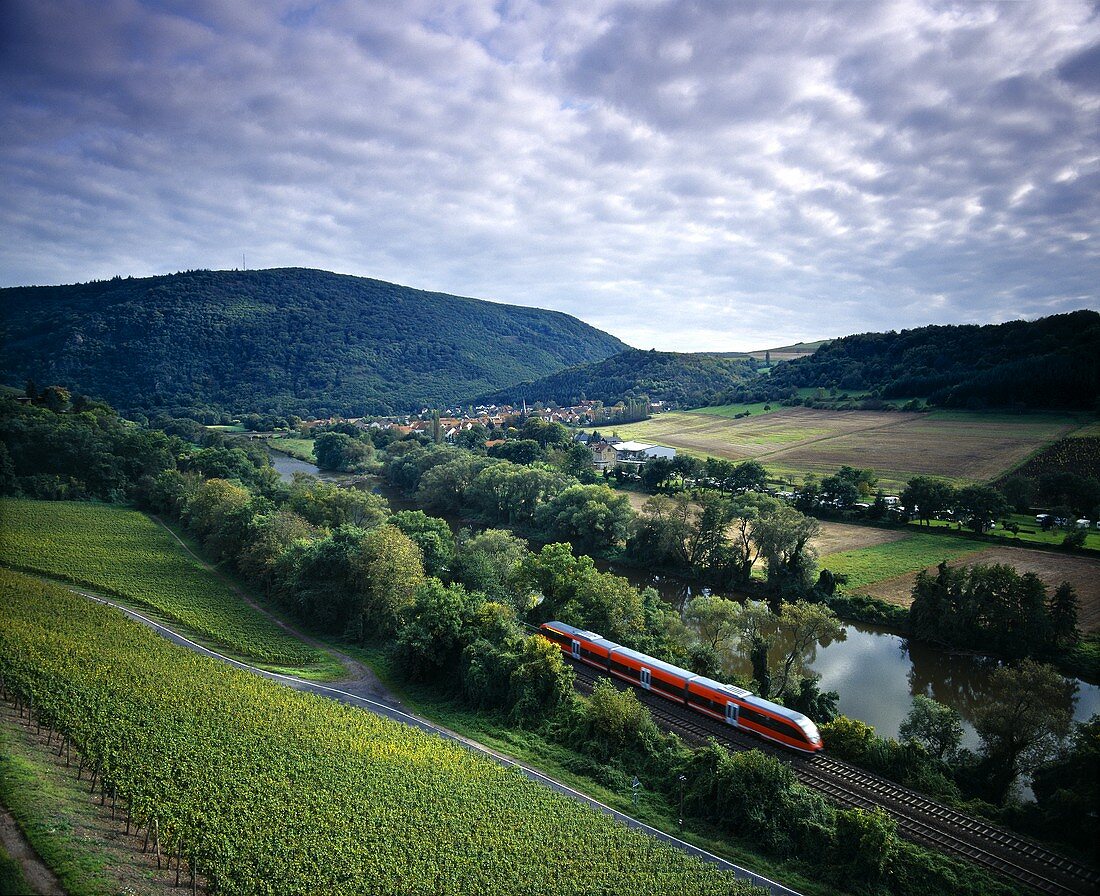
[753,311,1100,410]
[475,348,757,407]
[0,268,628,418]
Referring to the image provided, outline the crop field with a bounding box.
[614,408,1089,491]
[0,571,758,896]
[0,498,326,668]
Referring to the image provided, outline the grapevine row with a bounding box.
[0,569,761,896]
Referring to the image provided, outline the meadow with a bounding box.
[614,408,1089,491]
[0,571,759,896]
[0,498,331,670]
[266,435,316,461]
[816,531,982,592]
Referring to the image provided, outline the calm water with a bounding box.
[267,447,323,480]
[277,459,1100,746]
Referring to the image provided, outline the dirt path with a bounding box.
[0,807,64,896]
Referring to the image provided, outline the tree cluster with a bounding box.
[909,562,1081,661]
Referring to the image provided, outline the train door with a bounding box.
[640,668,652,690]
[571,640,581,660]
[725,702,739,726]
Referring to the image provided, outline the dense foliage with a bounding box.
[909,562,1081,661]
[739,310,1100,410]
[0,571,761,896]
[475,349,756,408]
[1,268,627,418]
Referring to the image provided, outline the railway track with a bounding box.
[569,660,1100,896]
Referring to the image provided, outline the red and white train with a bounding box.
[540,620,823,754]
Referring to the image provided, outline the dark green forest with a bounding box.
[735,311,1100,411]
[0,268,627,419]
[476,348,757,408]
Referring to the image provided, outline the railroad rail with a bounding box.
[569,660,1100,896]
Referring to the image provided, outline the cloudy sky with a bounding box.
[2,0,1097,350]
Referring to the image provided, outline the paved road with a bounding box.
[66,585,803,896]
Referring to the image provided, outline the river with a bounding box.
[268,451,1100,750]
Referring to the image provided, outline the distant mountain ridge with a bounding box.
[474,348,758,407]
[0,268,628,418]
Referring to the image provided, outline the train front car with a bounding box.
[539,621,823,754]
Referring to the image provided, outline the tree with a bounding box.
[388,510,455,578]
[771,601,844,697]
[1047,582,1081,651]
[288,476,387,528]
[1030,716,1100,852]
[954,484,1010,534]
[1000,476,1035,513]
[730,460,768,493]
[314,431,374,472]
[899,695,964,762]
[783,675,839,725]
[534,483,634,553]
[640,456,675,492]
[508,635,574,724]
[351,524,426,639]
[972,659,1074,803]
[394,579,481,681]
[683,595,743,652]
[727,493,782,585]
[901,477,955,526]
[752,505,821,604]
[451,528,530,609]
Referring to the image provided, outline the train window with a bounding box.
[611,659,639,680]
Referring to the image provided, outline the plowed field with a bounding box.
[614,408,1087,491]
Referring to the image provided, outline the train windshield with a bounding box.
[797,718,822,743]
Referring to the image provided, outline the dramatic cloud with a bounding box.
[1,0,1097,349]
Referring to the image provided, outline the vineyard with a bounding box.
[0,499,323,668]
[0,570,760,896]
[997,436,1100,482]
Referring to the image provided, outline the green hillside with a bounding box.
[734,311,1100,411]
[0,268,628,419]
[475,348,757,408]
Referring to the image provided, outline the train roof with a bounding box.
[688,675,753,699]
[542,621,608,643]
[609,645,696,680]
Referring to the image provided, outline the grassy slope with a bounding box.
[0,498,340,677]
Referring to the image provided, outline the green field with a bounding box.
[0,570,759,896]
[0,498,333,671]
[266,435,316,461]
[613,408,1092,491]
[818,533,981,591]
